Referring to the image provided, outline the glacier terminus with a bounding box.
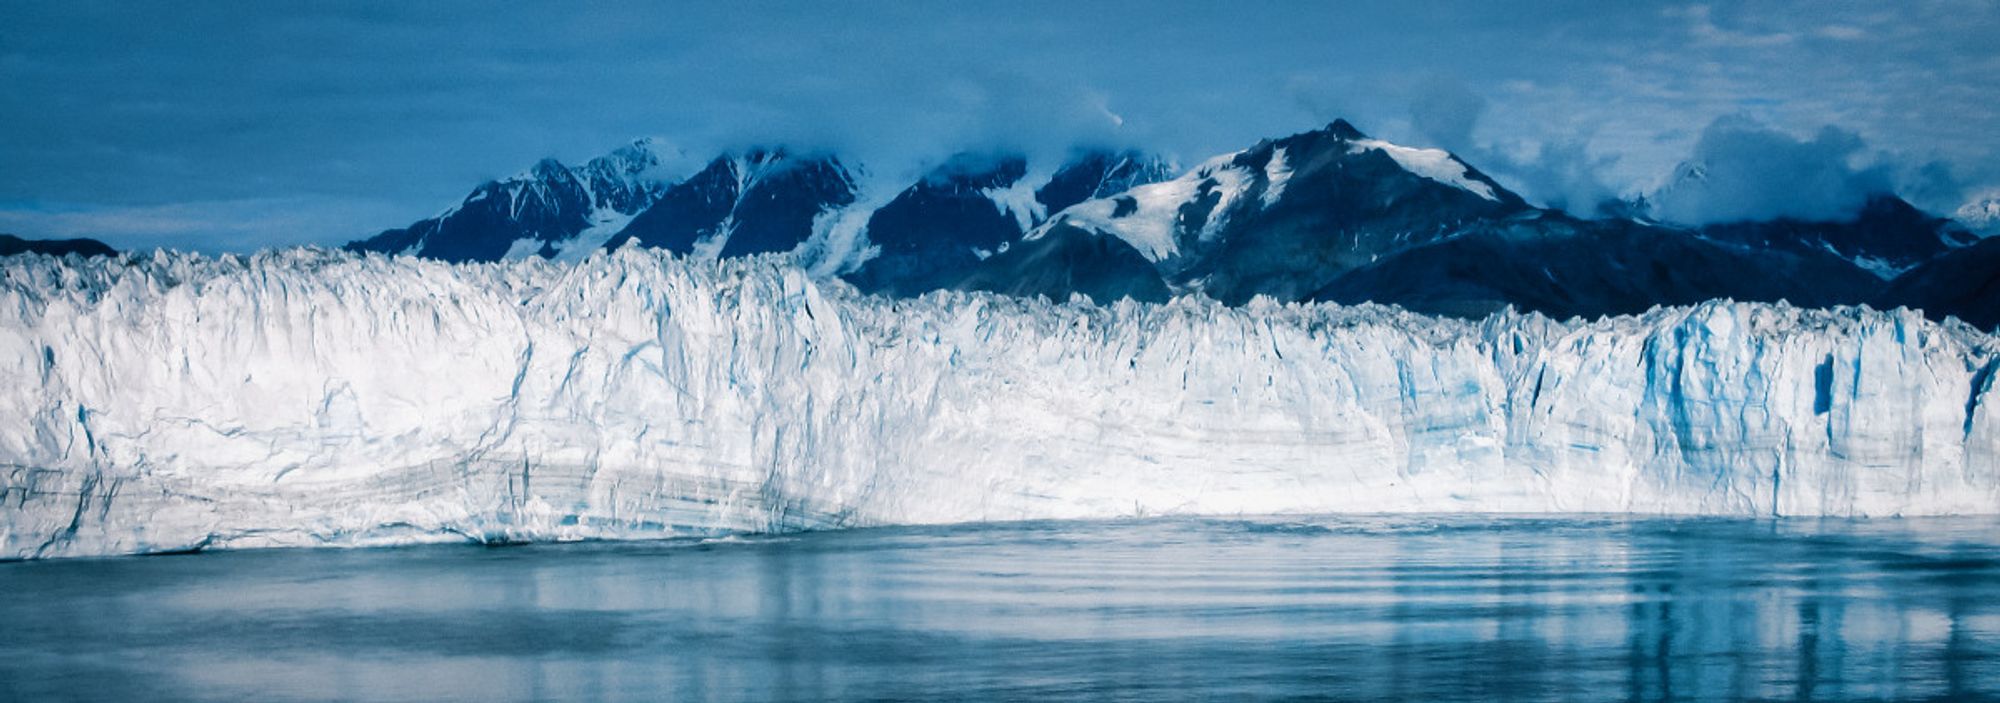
[3,247,1997,560]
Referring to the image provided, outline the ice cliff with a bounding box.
[4,248,1998,559]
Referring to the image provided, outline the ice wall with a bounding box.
[3,248,1997,559]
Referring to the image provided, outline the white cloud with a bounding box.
[2,1,1996,251]
[1649,115,1891,224]
[1669,4,1797,47]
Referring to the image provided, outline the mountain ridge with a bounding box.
[0,233,118,259]
[323,120,2000,329]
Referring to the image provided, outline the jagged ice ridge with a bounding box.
[3,248,1998,559]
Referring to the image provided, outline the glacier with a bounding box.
[3,248,1998,559]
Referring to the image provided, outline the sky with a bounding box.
[2,0,1997,252]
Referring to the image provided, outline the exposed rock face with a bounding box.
[605,149,857,259]
[1878,236,2000,331]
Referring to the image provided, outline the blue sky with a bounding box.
[2,1,1996,252]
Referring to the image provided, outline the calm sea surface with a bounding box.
[4,516,1999,702]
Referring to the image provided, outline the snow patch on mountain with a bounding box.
[4,249,1998,559]
[501,237,545,260]
[1348,139,1498,201]
[982,172,1049,233]
[690,217,735,260]
[800,197,888,277]
[795,165,913,278]
[1847,254,1903,280]
[1262,146,1293,206]
[1037,151,1250,261]
[553,211,637,262]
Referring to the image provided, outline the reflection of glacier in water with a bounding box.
[3,516,1999,701]
[4,249,2000,559]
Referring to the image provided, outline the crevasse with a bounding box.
[3,248,1997,559]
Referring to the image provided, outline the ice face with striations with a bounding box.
[3,248,1998,559]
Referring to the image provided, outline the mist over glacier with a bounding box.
[4,247,1998,559]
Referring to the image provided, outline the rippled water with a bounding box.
[5,516,2000,702]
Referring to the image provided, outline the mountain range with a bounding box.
[8,120,1994,328]
[348,119,1992,327]
[0,233,117,258]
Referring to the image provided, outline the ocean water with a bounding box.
[4,516,1999,702]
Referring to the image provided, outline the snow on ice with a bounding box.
[2,247,1997,558]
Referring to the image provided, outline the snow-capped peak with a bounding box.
[1023,119,1524,264]
[1325,118,1369,141]
[1958,192,2000,237]
[525,157,571,181]
[585,137,682,179]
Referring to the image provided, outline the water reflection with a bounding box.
[3,516,1998,701]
